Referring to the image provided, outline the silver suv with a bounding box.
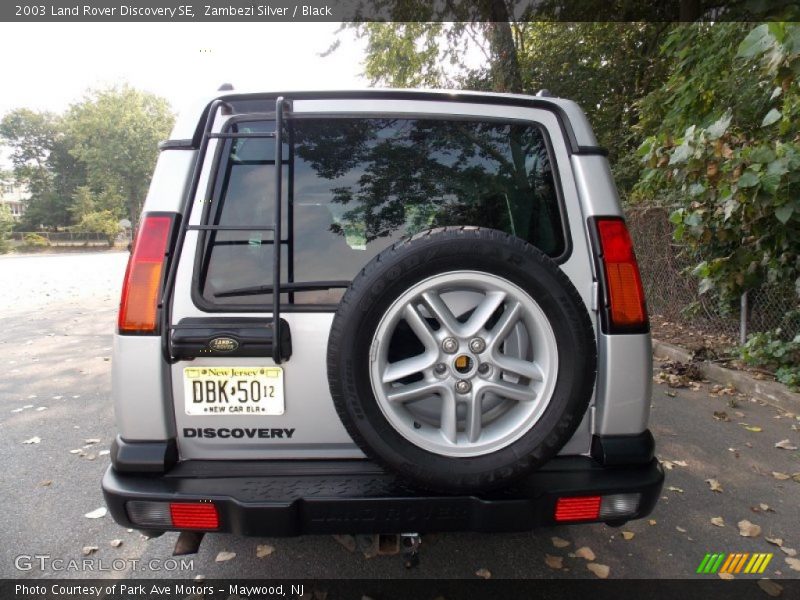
[103,89,663,538]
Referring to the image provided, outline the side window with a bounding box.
[198,117,566,307]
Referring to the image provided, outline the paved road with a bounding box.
[1,252,799,581]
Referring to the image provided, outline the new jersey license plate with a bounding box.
[183,366,284,416]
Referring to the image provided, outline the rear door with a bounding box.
[167,96,596,460]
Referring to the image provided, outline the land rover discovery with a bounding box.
[102,89,664,539]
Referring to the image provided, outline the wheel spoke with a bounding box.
[465,396,482,443]
[482,378,537,403]
[493,355,543,382]
[386,380,443,404]
[402,303,438,351]
[420,290,461,335]
[463,290,506,337]
[439,388,458,444]
[486,300,522,350]
[382,353,437,384]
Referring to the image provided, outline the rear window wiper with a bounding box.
[214,281,351,298]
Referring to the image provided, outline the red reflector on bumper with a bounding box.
[554,496,601,522]
[169,502,219,529]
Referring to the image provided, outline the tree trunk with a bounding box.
[480,0,524,94]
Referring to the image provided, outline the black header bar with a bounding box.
[2,0,798,22]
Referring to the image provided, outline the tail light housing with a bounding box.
[118,214,174,334]
[592,217,648,333]
[554,493,641,522]
[126,500,219,530]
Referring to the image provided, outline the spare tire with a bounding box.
[327,227,596,492]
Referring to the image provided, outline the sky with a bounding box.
[0,22,369,165]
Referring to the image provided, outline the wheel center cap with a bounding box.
[454,354,474,375]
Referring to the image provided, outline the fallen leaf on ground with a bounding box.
[648,520,657,526]
[551,536,570,548]
[84,438,101,444]
[621,531,635,540]
[22,437,41,444]
[668,486,684,493]
[575,546,596,561]
[256,544,275,558]
[765,537,784,546]
[775,439,798,450]
[82,546,98,556]
[757,579,783,597]
[710,517,725,527]
[39,480,52,487]
[718,572,735,580]
[742,425,762,432]
[587,563,610,578]
[706,478,724,493]
[785,557,800,572]
[781,547,797,557]
[760,503,774,512]
[662,460,675,470]
[110,539,122,548]
[98,450,110,456]
[545,554,563,569]
[215,551,236,562]
[332,534,356,552]
[673,460,688,467]
[676,526,687,533]
[84,507,107,519]
[475,568,491,579]
[772,472,790,480]
[713,411,730,421]
[738,519,762,538]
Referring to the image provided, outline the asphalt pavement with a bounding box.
[1,251,798,581]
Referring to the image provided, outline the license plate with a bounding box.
[183,366,284,416]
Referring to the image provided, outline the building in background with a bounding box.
[0,176,28,218]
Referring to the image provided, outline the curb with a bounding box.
[652,339,800,415]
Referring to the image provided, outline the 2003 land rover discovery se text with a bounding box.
[102,89,664,540]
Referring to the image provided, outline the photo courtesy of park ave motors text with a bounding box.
[0,0,799,594]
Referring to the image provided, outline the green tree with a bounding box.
[64,85,174,225]
[0,205,13,253]
[73,210,122,245]
[0,108,82,228]
[635,23,800,303]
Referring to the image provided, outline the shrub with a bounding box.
[22,233,49,248]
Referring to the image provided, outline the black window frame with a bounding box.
[191,112,573,314]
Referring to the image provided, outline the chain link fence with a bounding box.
[626,207,800,352]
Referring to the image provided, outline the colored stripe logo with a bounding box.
[696,553,773,574]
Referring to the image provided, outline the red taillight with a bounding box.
[118,215,173,334]
[169,502,219,529]
[554,495,601,522]
[596,218,647,330]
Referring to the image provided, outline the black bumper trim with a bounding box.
[591,430,655,466]
[111,436,177,473]
[102,456,664,536]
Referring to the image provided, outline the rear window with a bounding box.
[196,116,567,307]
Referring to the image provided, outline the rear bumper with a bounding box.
[102,456,664,536]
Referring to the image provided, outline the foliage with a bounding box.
[0,85,173,229]
[635,23,800,304]
[72,210,122,245]
[0,205,13,254]
[64,85,174,225]
[740,328,800,390]
[22,232,49,248]
[0,108,81,228]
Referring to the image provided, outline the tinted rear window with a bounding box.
[197,117,566,307]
